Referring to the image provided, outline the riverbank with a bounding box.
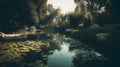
[0,40,47,63]
[64,24,120,66]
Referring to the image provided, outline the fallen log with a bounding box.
[0,32,23,37]
[0,33,27,41]
[0,32,51,41]
[1,36,27,41]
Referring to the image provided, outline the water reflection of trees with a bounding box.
[21,40,61,67]
[51,34,108,67]
[50,33,67,51]
[67,38,108,67]
[18,33,67,67]
[0,33,111,67]
[72,49,107,67]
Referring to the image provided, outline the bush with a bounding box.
[29,26,36,34]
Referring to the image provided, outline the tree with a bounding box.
[74,5,81,15]
[74,0,111,25]
[40,8,61,25]
[0,0,48,33]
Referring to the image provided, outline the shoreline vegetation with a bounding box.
[0,0,120,66]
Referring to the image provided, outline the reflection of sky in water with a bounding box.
[48,43,75,67]
[47,34,105,67]
[0,34,106,67]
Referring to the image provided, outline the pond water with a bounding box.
[48,43,74,67]
[47,34,106,67]
[0,33,107,67]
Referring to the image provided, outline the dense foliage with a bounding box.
[0,0,48,33]
[73,0,120,26]
[0,0,120,33]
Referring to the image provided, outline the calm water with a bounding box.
[47,34,105,67]
[0,33,107,67]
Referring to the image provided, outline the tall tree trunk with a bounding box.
[36,0,48,20]
[23,0,39,25]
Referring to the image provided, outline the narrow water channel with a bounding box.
[0,33,106,67]
[48,43,74,67]
[47,33,105,67]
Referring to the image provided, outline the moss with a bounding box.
[0,40,45,63]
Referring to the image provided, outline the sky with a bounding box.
[48,0,76,14]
